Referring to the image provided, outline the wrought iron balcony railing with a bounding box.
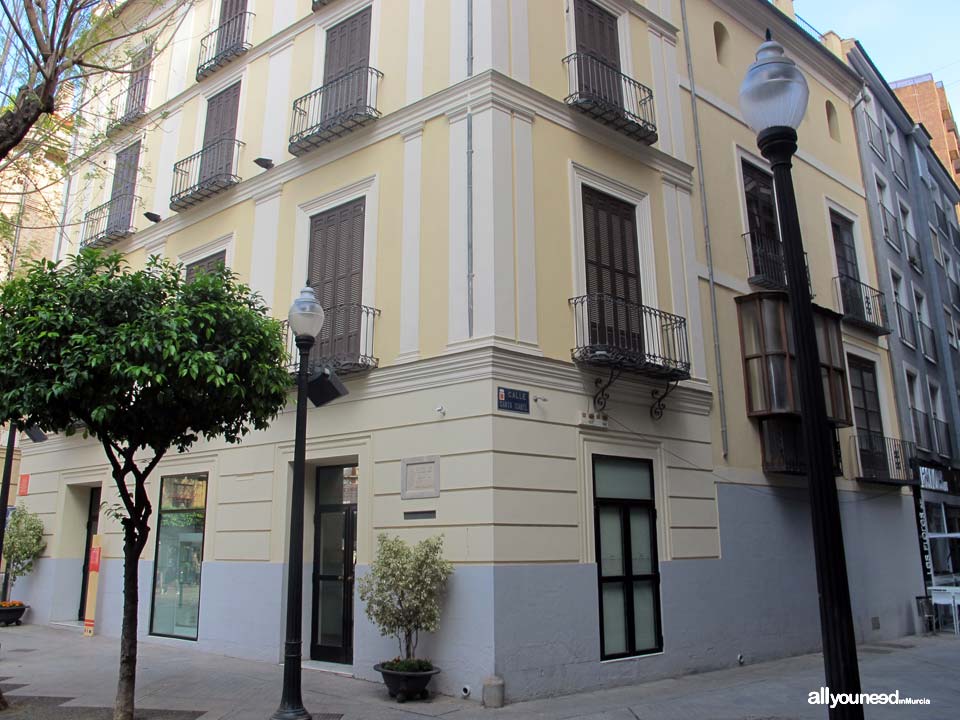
[853,432,916,485]
[951,279,960,310]
[563,52,657,145]
[288,66,383,157]
[934,417,953,459]
[107,78,150,132]
[896,303,917,346]
[312,0,334,9]
[905,229,923,272]
[890,146,909,186]
[760,418,842,476]
[81,194,139,249]
[283,304,380,376]
[866,114,885,159]
[952,224,960,252]
[569,293,690,380]
[919,319,938,363]
[742,232,812,294]
[170,138,244,211]
[835,274,890,334]
[197,12,254,81]
[913,408,933,451]
[880,205,901,250]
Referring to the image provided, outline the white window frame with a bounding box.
[569,161,657,309]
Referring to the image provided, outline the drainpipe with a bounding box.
[680,0,728,457]
[466,0,475,337]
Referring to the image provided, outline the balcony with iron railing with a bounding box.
[288,67,383,157]
[896,303,917,347]
[742,232,812,294]
[913,408,933,452]
[170,138,244,211]
[936,205,950,236]
[951,279,960,310]
[919,319,939,363]
[906,228,923,272]
[835,274,890,334]
[196,12,254,81]
[283,304,380,376]
[934,417,953,459]
[890,146,909,187]
[107,78,150,132]
[866,114,885,159]
[81,194,139,249]
[569,293,690,380]
[760,418,843,476]
[880,205,901,251]
[563,53,657,145]
[853,432,916,485]
[952,224,960,252]
[312,0,334,9]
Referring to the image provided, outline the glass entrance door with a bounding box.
[311,466,357,664]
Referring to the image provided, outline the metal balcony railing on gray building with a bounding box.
[835,274,890,334]
[936,205,950,237]
[170,138,244,211]
[288,67,383,157]
[880,205,901,250]
[905,228,923,272]
[283,304,380,376]
[107,79,150,132]
[896,303,917,346]
[569,293,690,380]
[81,194,139,249]
[934,417,953,459]
[919,319,938,363]
[952,224,960,252]
[913,408,933,451]
[890,146,909,186]
[853,432,916,485]
[197,12,253,81]
[563,53,657,145]
[866,115,885,159]
[951,280,960,310]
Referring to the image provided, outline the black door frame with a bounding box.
[78,486,101,621]
[310,472,357,664]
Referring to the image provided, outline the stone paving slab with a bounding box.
[0,625,957,719]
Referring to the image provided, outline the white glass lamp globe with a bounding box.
[739,36,809,134]
[288,286,325,339]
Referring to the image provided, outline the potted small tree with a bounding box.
[358,534,453,703]
[0,505,45,626]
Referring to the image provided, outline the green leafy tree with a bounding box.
[358,534,453,665]
[0,250,291,720]
[4,504,45,594]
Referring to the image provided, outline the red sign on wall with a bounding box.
[17,474,29,496]
[89,547,101,573]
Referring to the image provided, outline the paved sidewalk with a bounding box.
[0,624,957,719]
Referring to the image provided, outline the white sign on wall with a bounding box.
[401,456,440,500]
[919,466,949,492]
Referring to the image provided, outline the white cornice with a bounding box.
[111,70,694,253]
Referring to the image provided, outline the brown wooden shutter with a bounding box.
[200,81,241,182]
[582,186,642,352]
[185,250,227,283]
[217,0,248,53]
[573,0,621,107]
[308,198,365,364]
[126,46,152,117]
[107,141,140,233]
[322,8,372,122]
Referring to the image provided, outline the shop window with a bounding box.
[735,292,851,425]
[593,456,662,660]
[150,473,208,640]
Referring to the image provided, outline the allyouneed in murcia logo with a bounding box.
[808,688,931,708]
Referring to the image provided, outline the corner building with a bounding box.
[16,0,923,701]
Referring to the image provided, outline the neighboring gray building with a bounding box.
[844,40,960,604]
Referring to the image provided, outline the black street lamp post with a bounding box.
[273,287,325,720]
[740,34,863,719]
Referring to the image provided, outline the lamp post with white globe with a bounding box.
[273,286,326,720]
[740,32,863,719]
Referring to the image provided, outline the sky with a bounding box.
[789,0,960,110]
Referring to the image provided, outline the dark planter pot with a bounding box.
[0,606,27,626]
[374,663,441,703]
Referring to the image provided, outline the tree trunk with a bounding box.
[404,629,413,660]
[113,524,140,720]
[0,83,56,163]
[0,687,8,710]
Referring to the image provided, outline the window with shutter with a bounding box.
[216,0,248,55]
[742,161,784,286]
[185,250,227,283]
[126,46,152,118]
[582,185,643,355]
[321,8,372,123]
[106,141,140,235]
[199,82,241,183]
[573,0,622,109]
[308,198,365,367]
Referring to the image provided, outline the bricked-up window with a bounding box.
[593,455,661,660]
[735,292,851,425]
[184,249,226,283]
[150,474,208,640]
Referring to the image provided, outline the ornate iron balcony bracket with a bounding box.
[593,367,622,413]
[650,380,680,421]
